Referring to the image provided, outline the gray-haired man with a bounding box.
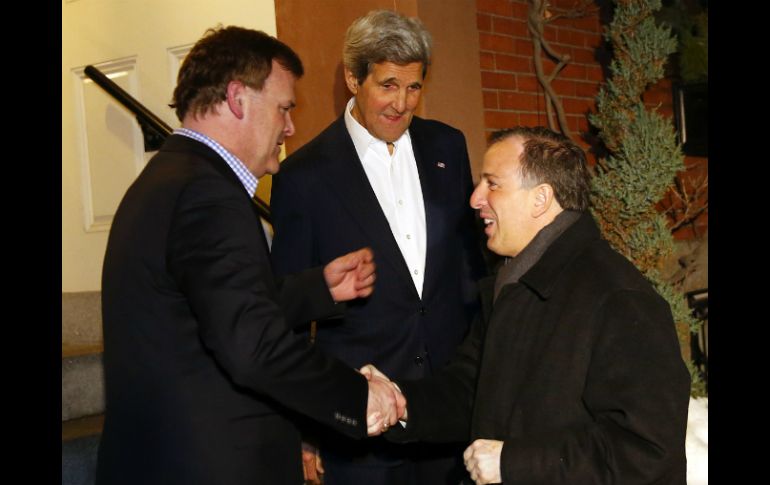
[271,9,487,485]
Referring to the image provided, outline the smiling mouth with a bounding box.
[481,216,495,235]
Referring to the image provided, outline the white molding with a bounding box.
[167,44,193,93]
[72,57,144,233]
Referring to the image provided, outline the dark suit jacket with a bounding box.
[270,116,486,465]
[96,134,369,485]
[390,212,691,484]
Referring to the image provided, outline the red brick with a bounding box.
[557,46,575,63]
[569,30,587,47]
[577,117,590,133]
[485,110,519,129]
[519,113,544,126]
[556,27,571,44]
[516,74,540,92]
[584,32,603,48]
[551,78,576,96]
[479,52,495,70]
[561,63,587,79]
[543,24,559,43]
[643,89,673,109]
[586,65,604,82]
[514,38,534,56]
[541,56,557,73]
[511,1,529,19]
[563,97,594,114]
[684,156,708,170]
[572,47,596,64]
[550,0,578,8]
[479,33,515,53]
[575,81,599,98]
[654,78,673,91]
[511,19,530,37]
[567,115,581,132]
[573,15,601,32]
[477,0,513,17]
[500,92,541,111]
[477,13,492,32]
[481,71,516,89]
[496,54,532,72]
[483,90,499,109]
[492,17,514,35]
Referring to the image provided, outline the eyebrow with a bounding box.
[378,77,422,88]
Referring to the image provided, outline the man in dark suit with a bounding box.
[96,26,404,485]
[270,10,487,485]
[367,127,691,484]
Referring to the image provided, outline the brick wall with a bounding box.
[476,0,707,239]
[477,0,603,156]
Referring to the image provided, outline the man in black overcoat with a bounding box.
[367,126,691,484]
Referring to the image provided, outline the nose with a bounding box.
[284,111,295,137]
[470,182,487,210]
[392,89,407,113]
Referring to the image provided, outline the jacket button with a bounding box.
[415,356,424,365]
[418,307,426,315]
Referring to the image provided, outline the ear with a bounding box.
[530,183,557,218]
[225,80,246,120]
[343,68,360,95]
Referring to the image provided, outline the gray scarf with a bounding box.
[493,210,581,302]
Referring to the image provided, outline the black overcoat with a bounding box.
[392,212,690,484]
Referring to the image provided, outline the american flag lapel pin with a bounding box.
[437,161,446,168]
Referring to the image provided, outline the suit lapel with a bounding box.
[319,118,419,297]
[409,120,445,300]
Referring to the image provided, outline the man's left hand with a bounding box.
[324,247,375,302]
[463,439,503,485]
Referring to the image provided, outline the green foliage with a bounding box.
[656,1,708,83]
[679,11,707,83]
[589,0,704,396]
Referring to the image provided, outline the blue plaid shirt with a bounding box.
[174,128,258,198]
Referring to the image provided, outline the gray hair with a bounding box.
[343,10,432,84]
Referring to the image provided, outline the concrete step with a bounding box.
[62,350,105,421]
[62,291,105,422]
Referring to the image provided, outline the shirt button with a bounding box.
[413,269,419,275]
[414,356,424,365]
[398,200,403,205]
[406,234,411,240]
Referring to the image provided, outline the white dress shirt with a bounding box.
[344,97,427,297]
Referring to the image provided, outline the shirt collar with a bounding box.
[174,127,258,198]
[343,97,410,161]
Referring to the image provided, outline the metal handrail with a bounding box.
[83,65,272,223]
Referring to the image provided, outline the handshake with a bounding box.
[360,364,406,436]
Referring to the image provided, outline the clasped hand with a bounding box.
[359,364,406,436]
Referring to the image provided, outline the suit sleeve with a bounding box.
[167,175,367,438]
[499,290,691,484]
[385,309,486,444]
[275,267,344,328]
